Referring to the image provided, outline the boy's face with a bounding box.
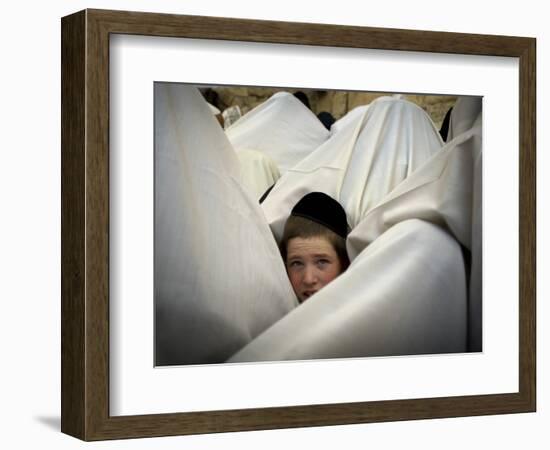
[285,236,343,303]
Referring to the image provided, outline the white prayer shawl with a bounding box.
[447,97,482,350]
[447,96,482,142]
[229,102,482,361]
[261,96,444,242]
[347,110,482,351]
[228,219,467,362]
[155,84,479,364]
[347,120,481,257]
[236,148,281,200]
[225,91,329,173]
[154,84,297,366]
[329,104,369,136]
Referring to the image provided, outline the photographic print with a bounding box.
[154,83,482,366]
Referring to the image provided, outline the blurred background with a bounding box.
[200,85,457,133]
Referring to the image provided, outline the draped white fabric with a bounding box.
[448,96,483,141]
[228,219,467,362]
[236,148,281,200]
[154,84,297,366]
[225,91,330,173]
[261,96,444,241]
[230,98,482,361]
[347,117,481,257]
[329,105,369,135]
[345,102,482,350]
[154,84,481,365]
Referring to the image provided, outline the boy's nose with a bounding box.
[303,266,318,285]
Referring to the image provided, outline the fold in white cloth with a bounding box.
[346,104,482,351]
[261,96,444,242]
[225,92,329,173]
[236,148,280,200]
[229,219,467,362]
[154,84,297,366]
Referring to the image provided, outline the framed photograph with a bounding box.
[61,9,536,440]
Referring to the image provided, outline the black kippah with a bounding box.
[291,192,349,239]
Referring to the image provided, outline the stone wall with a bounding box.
[203,86,457,130]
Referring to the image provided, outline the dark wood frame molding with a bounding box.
[61,9,536,441]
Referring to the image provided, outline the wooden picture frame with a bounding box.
[61,8,536,441]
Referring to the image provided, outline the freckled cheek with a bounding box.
[320,268,340,285]
[318,275,330,287]
[288,270,302,292]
